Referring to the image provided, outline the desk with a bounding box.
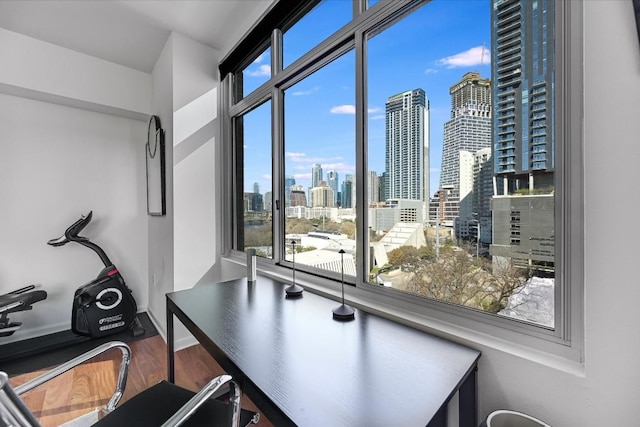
[166,277,480,427]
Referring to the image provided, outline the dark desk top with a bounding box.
[167,276,480,427]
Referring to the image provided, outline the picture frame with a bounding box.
[146,115,166,216]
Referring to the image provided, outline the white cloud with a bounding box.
[330,105,355,114]
[247,64,271,77]
[330,105,383,115]
[285,152,345,165]
[292,86,320,96]
[425,68,438,75]
[252,53,264,64]
[285,152,308,160]
[261,174,271,180]
[437,46,490,69]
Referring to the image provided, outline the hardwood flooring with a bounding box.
[8,335,273,426]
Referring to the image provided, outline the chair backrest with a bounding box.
[0,372,40,427]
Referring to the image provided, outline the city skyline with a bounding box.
[242,0,491,199]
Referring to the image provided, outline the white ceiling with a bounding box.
[0,0,271,73]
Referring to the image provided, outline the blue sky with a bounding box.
[243,0,491,198]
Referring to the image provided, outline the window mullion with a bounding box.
[272,28,284,265]
[355,28,367,286]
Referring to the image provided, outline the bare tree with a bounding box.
[406,250,528,313]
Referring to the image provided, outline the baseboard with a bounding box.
[146,307,198,351]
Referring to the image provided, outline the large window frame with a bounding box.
[220,0,584,362]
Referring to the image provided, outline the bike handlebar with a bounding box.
[47,211,92,246]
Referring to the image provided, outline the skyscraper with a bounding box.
[490,0,555,271]
[384,89,429,206]
[472,147,493,245]
[284,175,296,207]
[341,174,353,209]
[368,170,379,205]
[312,163,323,188]
[492,0,555,192]
[438,72,491,239]
[326,170,339,205]
[439,72,492,190]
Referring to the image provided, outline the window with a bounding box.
[283,51,356,277]
[235,101,273,258]
[221,0,584,360]
[235,46,271,102]
[283,1,351,69]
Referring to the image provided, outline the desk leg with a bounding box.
[167,306,175,383]
[458,367,477,427]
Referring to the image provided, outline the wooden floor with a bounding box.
[9,335,273,427]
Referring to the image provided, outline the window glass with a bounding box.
[283,51,356,277]
[238,101,273,258]
[236,46,271,102]
[226,0,571,340]
[366,0,555,328]
[283,1,351,69]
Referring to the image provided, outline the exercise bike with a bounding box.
[0,285,47,337]
[48,211,143,339]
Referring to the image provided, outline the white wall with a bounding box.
[0,26,151,344]
[147,34,174,334]
[172,32,220,292]
[0,93,148,342]
[146,32,223,348]
[0,27,150,119]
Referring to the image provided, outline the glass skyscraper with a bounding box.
[490,0,556,272]
[384,89,429,204]
[492,0,555,193]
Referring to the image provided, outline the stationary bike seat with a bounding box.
[0,290,48,314]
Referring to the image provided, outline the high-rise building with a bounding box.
[490,0,555,272]
[264,191,273,211]
[438,72,491,239]
[326,170,339,205]
[312,163,323,188]
[491,0,555,192]
[284,175,296,207]
[384,89,429,206]
[439,72,492,190]
[289,184,307,207]
[457,150,476,239]
[368,171,379,205]
[378,172,387,203]
[244,192,263,212]
[341,174,353,208]
[472,147,492,245]
[310,181,335,208]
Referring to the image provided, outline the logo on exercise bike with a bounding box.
[95,287,123,310]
